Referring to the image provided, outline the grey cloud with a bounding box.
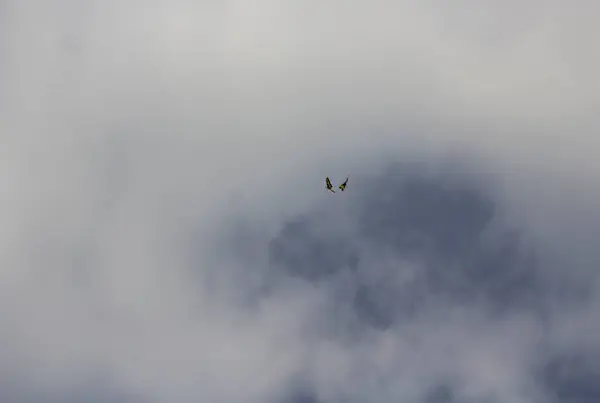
[268,162,544,327]
[541,354,600,403]
[259,159,600,403]
[2,1,600,403]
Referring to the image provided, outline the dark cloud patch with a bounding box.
[423,385,455,403]
[224,157,600,403]
[282,390,320,403]
[269,215,360,283]
[356,163,496,261]
[355,163,541,317]
[353,283,399,329]
[540,353,600,403]
[268,161,545,332]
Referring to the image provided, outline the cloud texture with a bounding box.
[2,1,600,402]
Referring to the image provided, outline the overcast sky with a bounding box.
[1,1,600,402]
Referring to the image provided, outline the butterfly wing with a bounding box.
[339,177,348,191]
[326,177,335,192]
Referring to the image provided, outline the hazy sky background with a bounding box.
[1,1,600,402]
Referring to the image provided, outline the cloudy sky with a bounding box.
[2,1,600,402]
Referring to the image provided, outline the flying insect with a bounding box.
[325,177,335,193]
[339,177,348,191]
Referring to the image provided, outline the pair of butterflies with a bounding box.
[326,177,348,193]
